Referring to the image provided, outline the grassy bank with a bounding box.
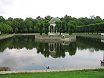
[0,69,104,78]
[0,34,14,40]
[74,33,101,39]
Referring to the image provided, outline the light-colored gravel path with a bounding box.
[0,67,104,74]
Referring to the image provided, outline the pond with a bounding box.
[0,35,104,71]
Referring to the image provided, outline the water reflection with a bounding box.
[0,35,104,71]
[37,42,76,58]
[0,36,77,58]
[76,36,104,51]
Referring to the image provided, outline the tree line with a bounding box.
[0,15,104,35]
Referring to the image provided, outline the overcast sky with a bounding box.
[0,0,104,19]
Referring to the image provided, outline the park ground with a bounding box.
[0,69,104,78]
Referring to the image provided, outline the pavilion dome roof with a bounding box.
[49,17,60,24]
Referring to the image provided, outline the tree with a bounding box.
[0,16,5,23]
[37,19,43,35]
[68,21,76,34]
[44,20,49,35]
[56,21,62,35]
[95,16,103,23]
[0,15,104,34]
[24,18,33,33]
[0,23,13,34]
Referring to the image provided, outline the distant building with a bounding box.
[49,17,60,35]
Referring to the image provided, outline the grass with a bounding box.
[0,69,104,78]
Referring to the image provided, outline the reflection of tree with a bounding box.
[37,43,50,57]
[0,35,77,58]
[54,43,65,58]
[36,42,77,58]
[68,42,77,56]
[0,38,14,52]
[36,43,66,58]
[77,36,104,51]
[0,35,36,51]
[1,35,104,58]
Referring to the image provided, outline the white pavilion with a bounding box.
[48,17,60,35]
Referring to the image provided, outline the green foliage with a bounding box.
[0,16,5,23]
[0,23,13,34]
[36,18,43,35]
[68,21,76,34]
[55,21,62,35]
[0,15,104,34]
[76,23,104,33]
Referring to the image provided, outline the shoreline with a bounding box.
[74,33,101,39]
[0,33,76,42]
[0,33,102,41]
[0,69,104,78]
[0,34,15,40]
[0,67,104,74]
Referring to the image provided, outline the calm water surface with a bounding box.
[0,35,104,71]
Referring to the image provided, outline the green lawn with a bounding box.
[0,69,104,78]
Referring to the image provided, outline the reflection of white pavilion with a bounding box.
[49,17,60,35]
[101,33,104,42]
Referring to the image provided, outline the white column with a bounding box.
[49,25,50,34]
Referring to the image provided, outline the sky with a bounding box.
[0,0,104,19]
